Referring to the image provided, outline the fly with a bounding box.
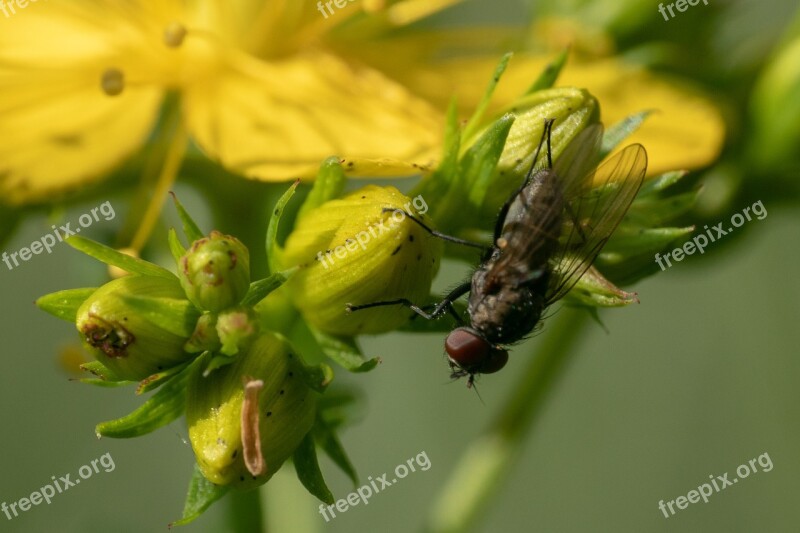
[347,119,648,387]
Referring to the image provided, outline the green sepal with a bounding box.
[118,294,201,338]
[313,415,358,486]
[170,191,204,243]
[80,361,129,383]
[202,352,235,377]
[136,362,190,395]
[297,156,346,222]
[36,287,97,322]
[293,432,334,504]
[526,47,569,94]
[461,52,513,142]
[266,180,299,275]
[310,326,380,373]
[66,235,176,280]
[95,357,197,438]
[168,228,187,265]
[169,464,229,528]
[240,268,297,307]
[463,114,516,208]
[565,265,640,308]
[599,111,652,159]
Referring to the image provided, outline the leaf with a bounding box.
[297,157,346,222]
[294,432,334,504]
[36,288,97,322]
[118,294,200,338]
[310,326,380,373]
[313,416,358,486]
[95,358,196,438]
[66,236,176,280]
[169,464,229,528]
[638,170,688,196]
[168,228,187,265]
[266,180,300,275]
[169,192,204,243]
[240,268,297,307]
[526,47,569,94]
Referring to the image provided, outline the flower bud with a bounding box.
[186,333,317,489]
[76,276,196,380]
[281,185,443,335]
[179,231,250,312]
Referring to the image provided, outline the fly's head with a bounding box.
[444,327,508,387]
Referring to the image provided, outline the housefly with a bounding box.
[347,119,647,387]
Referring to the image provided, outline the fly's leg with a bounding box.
[346,281,471,323]
[381,208,489,252]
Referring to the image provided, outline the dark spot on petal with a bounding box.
[391,245,402,256]
[232,450,238,458]
[408,235,414,242]
[266,411,272,417]
[279,390,285,395]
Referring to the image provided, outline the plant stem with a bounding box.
[226,488,266,532]
[426,307,590,533]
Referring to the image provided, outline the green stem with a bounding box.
[225,488,265,532]
[426,307,590,533]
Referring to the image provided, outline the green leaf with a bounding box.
[170,192,204,243]
[95,358,196,438]
[266,180,300,275]
[168,228,187,265]
[297,157,346,222]
[66,236,176,280]
[36,288,97,322]
[526,47,569,93]
[462,52,513,142]
[240,268,297,307]
[169,464,229,528]
[294,432,334,504]
[310,327,380,373]
[600,111,652,159]
[118,294,200,338]
[314,416,358,486]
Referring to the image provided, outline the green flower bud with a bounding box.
[179,231,250,312]
[186,333,317,489]
[281,185,443,336]
[76,276,196,380]
[184,313,221,354]
[216,307,258,356]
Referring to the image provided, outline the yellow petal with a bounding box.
[183,51,442,180]
[373,53,725,174]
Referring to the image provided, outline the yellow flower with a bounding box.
[337,20,726,176]
[0,0,460,206]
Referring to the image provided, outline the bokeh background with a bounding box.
[2,0,800,531]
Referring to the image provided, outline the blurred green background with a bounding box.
[3,0,800,531]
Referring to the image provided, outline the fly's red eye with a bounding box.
[480,349,508,374]
[445,327,492,371]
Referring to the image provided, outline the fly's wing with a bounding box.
[545,143,648,305]
[552,123,604,201]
